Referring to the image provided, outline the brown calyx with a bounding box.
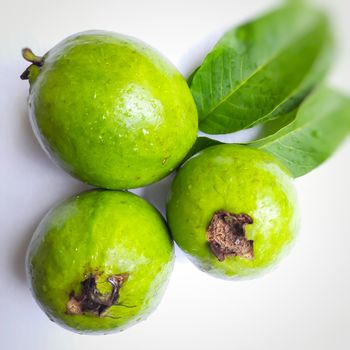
[207,211,254,262]
[66,273,129,317]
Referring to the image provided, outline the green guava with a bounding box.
[21,30,198,189]
[26,190,174,334]
[166,144,299,279]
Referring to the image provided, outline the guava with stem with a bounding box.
[21,30,198,189]
[26,190,174,334]
[166,144,299,279]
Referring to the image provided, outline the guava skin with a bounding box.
[25,30,198,189]
[166,145,299,280]
[26,190,174,334]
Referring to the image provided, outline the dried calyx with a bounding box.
[66,273,129,317]
[207,211,254,261]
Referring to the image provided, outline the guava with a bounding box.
[166,144,299,279]
[21,30,198,189]
[26,190,174,334]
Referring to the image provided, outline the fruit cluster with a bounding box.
[21,3,350,335]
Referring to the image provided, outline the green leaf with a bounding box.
[254,109,298,140]
[187,66,200,85]
[189,2,333,134]
[249,86,350,177]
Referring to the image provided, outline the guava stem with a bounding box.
[20,48,44,81]
[21,48,44,66]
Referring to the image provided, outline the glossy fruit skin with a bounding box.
[27,30,198,189]
[166,144,299,280]
[26,190,174,334]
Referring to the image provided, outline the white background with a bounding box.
[1,0,350,349]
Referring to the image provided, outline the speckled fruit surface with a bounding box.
[26,190,174,334]
[24,30,198,189]
[166,144,299,279]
